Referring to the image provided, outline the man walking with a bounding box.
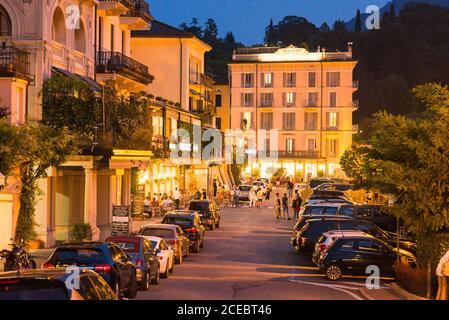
[293,193,302,219]
[173,187,181,209]
[234,187,240,208]
[213,179,218,198]
[281,193,291,220]
[287,180,294,198]
[275,193,281,219]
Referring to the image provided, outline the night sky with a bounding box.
[150,0,391,45]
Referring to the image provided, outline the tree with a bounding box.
[341,83,449,267]
[389,4,396,19]
[203,18,218,44]
[354,9,362,32]
[179,18,202,38]
[14,125,74,242]
[264,19,276,45]
[0,122,20,189]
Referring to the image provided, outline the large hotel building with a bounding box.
[228,45,358,179]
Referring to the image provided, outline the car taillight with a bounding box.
[95,264,112,272]
[42,262,54,269]
[168,239,177,245]
[135,259,143,267]
[186,228,199,233]
[319,244,328,252]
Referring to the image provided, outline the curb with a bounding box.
[389,282,429,300]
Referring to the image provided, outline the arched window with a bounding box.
[74,20,86,53]
[0,5,12,37]
[51,7,66,44]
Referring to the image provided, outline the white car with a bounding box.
[143,236,174,279]
[311,230,369,266]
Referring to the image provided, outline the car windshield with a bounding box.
[114,242,139,253]
[141,228,174,238]
[51,249,105,265]
[188,203,210,215]
[239,186,251,191]
[0,281,68,300]
[163,217,193,228]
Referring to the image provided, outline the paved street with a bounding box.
[136,202,404,300]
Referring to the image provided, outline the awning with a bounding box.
[52,67,102,93]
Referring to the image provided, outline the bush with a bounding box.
[72,223,92,242]
[395,261,428,297]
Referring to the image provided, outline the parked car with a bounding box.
[252,180,267,191]
[308,178,335,189]
[162,210,205,253]
[105,235,160,290]
[142,236,174,278]
[312,230,370,266]
[0,269,118,300]
[138,223,189,264]
[238,185,252,201]
[304,197,353,206]
[188,200,221,230]
[314,183,353,192]
[42,242,138,298]
[318,234,416,281]
[300,203,347,216]
[290,215,354,247]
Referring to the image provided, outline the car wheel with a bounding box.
[184,244,189,258]
[175,251,182,264]
[161,261,169,278]
[139,270,150,291]
[216,221,220,228]
[200,240,204,248]
[209,224,215,231]
[151,267,160,285]
[192,243,200,253]
[124,271,138,299]
[169,260,174,273]
[325,264,342,281]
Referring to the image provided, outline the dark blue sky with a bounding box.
[150,0,390,45]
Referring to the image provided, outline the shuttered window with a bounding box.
[260,112,273,129]
[304,112,318,130]
[282,112,296,131]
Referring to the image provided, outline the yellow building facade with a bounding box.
[229,45,358,180]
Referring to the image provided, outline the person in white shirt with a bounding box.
[173,188,181,209]
[436,249,449,300]
[249,188,256,207]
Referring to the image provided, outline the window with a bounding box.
[121,30,126,53]
[260,112,273,130]
[215,117,222,130]
[284,72,296,87]
[262,73,273,87]
[98,17,103,50]
[242,73,254,88]
[110,25,115,51]
[285,138,294,153]
[326,72,340,87]
[327,112,338,129]
[308,72,316,87]
[340,240,355,250]
[330,92,337,107]
[241,112,253,130]
[307,138,316,151]
[328,139,338,157]
[304,112,318,131]
[284,92,296,107]
[0,6,11,37]
[307,92,318,107]
[260,93,273,107]
[215,94,222,107]
[241,93,253,107]
[282,112,296,131]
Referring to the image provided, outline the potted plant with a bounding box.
[71,223,92,242]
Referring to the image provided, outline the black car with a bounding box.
[162,210,206,253]
[188,200,220,230]
[339,204,398,232]
[105,235,160,290]
[290,215,353,247]
[318,235,416,281]
[0,269,118,300]
[43,242,138,299]
[294,218,360,254]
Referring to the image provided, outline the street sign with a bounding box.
[112,205,130,236]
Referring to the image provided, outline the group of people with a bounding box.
[274,189,303,221]
[143,187,182,216]
[249,186,271,208]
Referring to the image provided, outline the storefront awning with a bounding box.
[52,67,102,93]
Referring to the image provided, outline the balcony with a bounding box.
[0,46,31,80]
[304,100,319,108]
[259,100,273,108]
[120,0,153,29]
[272,150,321,159]
[189,72,214,88]
[98,0,133,16]
[96,51,154,85]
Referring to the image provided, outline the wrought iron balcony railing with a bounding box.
[122,0,152,23]
[271,150,321,159]
[0,46,31,79]
[96,51,154,85]
[99,0,134,8]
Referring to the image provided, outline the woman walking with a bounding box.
[274,193,281,219]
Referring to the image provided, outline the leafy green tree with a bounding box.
[0,122,20,189]
[341,83,449,266]
[354,9,362,32]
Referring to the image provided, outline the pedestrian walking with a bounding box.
[234,187,240,207]
[275,193,281,219]
[436,249,449,300]
[281,193,291,220]
[276,179,281,189]
[173,187,181,209]
[202,189,207,199]
[265,188,271,206]
[249,188,256,207]
[213,179,218,198]
[293,193,302,219]
[257,188,264,208]
[287,180,294,198]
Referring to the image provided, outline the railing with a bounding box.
[324,52,352,61]
[99,0,134,8]
[96,51,153,84]
[189,72,214,88]
[259,100,273,107]
[304,100,319,107]
[0,46,30,78]
[122,0,152,23]
[271,151,321,159]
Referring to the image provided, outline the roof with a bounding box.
[141,223,177,230]
[131,20,194,38]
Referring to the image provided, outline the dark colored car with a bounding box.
[318,235,416,281]
[42,242,138,299]
[105,236,160,290]
[294,218,359,254]
[0,269,118,300]
[308,178,335,189]
[238,185,252,201]
[290,215,353,247]
[162,210,206,253]
[138,224,189,264]
[188,200,221,230]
